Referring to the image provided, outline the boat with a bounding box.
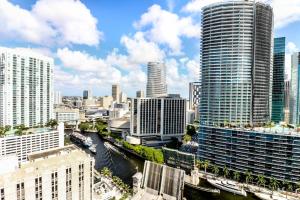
[70,131,86,146]
[207,178,247,197]
[83,137,93,147]
[104,142,120,153]
[89,144,97,154]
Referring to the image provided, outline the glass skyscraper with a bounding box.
[200,1,273,126]
[271,37,286,123]
[289,52,300,125]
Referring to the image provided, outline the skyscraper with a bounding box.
[0,47,54,127]
[83,90,92,100]
[189,82,201,110]
[54,91,62,105]
[289,52,300,124]
[146,62,167,98]
[112,84,120,103]
[136,90,145,98]
[271,37,286,123]
[200,1,273,126]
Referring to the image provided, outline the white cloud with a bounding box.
[182,0,222,13]
[286,42,299,54]
[0,0,101,46]
[134,4,200,53]
[285,42,299,80]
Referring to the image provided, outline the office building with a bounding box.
[0,123,64,162]
[289,52,300,124]
[200,1,273,126]
[99,95,113,109]
[284,76,290,123]
[54,107,80,125]
[112,84,121,103]
[130,96,186,140]
[189,82,201,110]
[0,145,94,200]
[0,47,54,127]
[119,91,127,103]
[136,90,145,98]
[198,125,300,183]
[146,62,167,98]
[83,90,92,100]
[54,91,62,105]
[272,37,285,123]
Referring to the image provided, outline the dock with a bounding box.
[184,182,220,194]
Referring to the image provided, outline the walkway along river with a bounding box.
[80,132,261,200]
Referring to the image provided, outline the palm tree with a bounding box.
[196,160,202,170]
[212,165,219,177]
[223,166,229,179]
[287,184,293,193]
[203,160,210,174]
[233,171,240,182]
[270,177,279,195]
[101,167,112,177]
[245,170,253,187]
[257,175,266,188]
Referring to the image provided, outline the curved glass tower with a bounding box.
[200,0,273,126]
[146,62,167,98]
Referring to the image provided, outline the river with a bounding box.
[80,132,260,200]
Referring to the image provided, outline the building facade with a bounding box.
[54,91,62,105]
[54,108,80,125]
[136,90,145,98]
[289,52,300,125]
[284,77,290,123]
[130,97,186,140]
[112,84,120,103]
[146,62,167,98]
[189,82,201,110]
[272,37,285,123]
[0,47,54,127]
[0,145,94,200]
[198,126,300,183]
[83,90,92,100]
[0,123,64,162]
[200,1,273,126]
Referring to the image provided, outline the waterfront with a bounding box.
[82,132,260,200]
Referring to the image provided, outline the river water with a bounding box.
[81,132,260,200]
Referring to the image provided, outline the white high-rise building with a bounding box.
[0,145,94,200]
[112,84,121,103]
[146,62,167,98]
[54,91,62,105]
[130,97,186,140]
[0,47,54,127]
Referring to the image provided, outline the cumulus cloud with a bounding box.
[134,4,200,54]
[0,0,101,46]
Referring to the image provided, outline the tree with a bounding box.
[270,177,279,194]
[245,170,253,186]
[233,171,240,182]
[203,160,210,174]
[257,175,266,189]
[183,134,192,143]
[79,123,90,132]
[287,184,293,193]
[186,125,196,136]
[223,166,229,178]
[4,125,11,132]
[101,167,112,177]
[196,160,202,170]
[212,165,219,177]
[46,119,58,129]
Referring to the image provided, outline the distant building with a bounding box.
[136,90,145,98]
[99,96,113,109]
[146,62,167,98]
[130,96,186,140]
[0,47,54,127]
[271,37,285,123]
[83,90,92,100]
[54,107,80,125]
[284,76,290,123]
[0,123,64,163]
[112,84,121,103]
[289,52,300,124]
[0,145,94,200]
[189,82,201,110]
[119,91,127,103]
[54,91,62,105]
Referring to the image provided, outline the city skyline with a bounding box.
[0,0,299,98]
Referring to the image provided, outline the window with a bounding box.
[51,172,58,200]
[66,168,72,200]
[16,182,25,200]
[0,188,4,200]
[35,177,42,200]
[79,164,84,200]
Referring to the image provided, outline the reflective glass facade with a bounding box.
[289,52,300,124]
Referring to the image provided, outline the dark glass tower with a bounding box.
[271,37,286,123]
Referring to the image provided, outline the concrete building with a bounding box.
[189,82,201,110]
[99,96,113,109]
[0,123,64,163]
[130,96,186,140]
[289,52,300,124]
[0,47,54,127]
[54,107,80,125]
[200,1,273,126]
[119,91,127,103]
[83,90,92,100]
[112,84,121,103]
[0,145,94,200]
[272,37,285,123]
[54,91,62,105]
[136,90,145,98]
[146,62,167,98]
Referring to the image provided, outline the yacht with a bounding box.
[83,137,93,147]
[89,144,97,154]
[207,178,247,197]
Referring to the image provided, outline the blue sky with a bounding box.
[1,0,300,98]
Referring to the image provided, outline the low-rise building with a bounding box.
[54,107,80,125]
[0,123,64,163]
[0,145,94,200]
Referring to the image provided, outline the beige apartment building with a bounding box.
[0,145,94,200]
